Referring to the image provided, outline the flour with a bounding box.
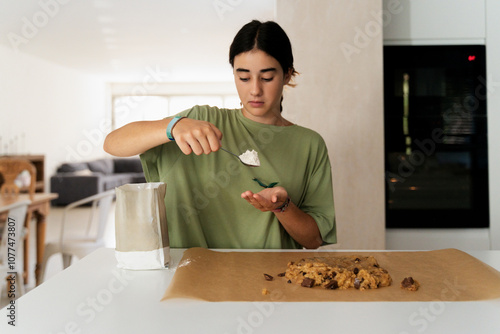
[239,149,260,167]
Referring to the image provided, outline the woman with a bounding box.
[104,20,336,249]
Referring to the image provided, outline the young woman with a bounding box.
[104,20,336,249]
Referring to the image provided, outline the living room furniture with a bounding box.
[1,248,499,333]
[39,189,115,282]
[0,192,58,286]
[50,157,145,206]
[0,157,37,199]
[0,155,45,192]
[0,200,30,300]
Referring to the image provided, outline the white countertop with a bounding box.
[2,248,500,334]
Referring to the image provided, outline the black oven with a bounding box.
[384,45,489,228]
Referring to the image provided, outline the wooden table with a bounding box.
[0,193,58,286]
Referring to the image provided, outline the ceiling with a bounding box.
[0,0,275,82]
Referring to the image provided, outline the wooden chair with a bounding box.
[0,158,37,200]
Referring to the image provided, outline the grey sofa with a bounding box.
[50,157,146,206]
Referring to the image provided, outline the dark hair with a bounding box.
[229,20,298,83]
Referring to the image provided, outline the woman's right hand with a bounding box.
[171,118,223,155]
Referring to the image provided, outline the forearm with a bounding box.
[103,118,171,157]
[275,203,323,249]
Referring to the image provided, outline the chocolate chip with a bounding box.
[355,258,361,263]
[373,264,379,268]
[263,273,274,281]
[277,272,285,277]
[353,268,359,275]
[326,271,337,280]
[325,280,339,290]
[401,277,415,288]
[354,278,361,289]
[287,280,292,284]
[301,277,315,288]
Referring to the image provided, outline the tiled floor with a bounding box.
[0,202,116,308]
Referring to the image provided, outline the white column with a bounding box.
[276,0,385,249]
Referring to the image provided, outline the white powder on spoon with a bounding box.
[239,149,260,167]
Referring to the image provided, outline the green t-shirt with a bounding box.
[140,105,336,249]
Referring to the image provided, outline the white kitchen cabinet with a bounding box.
[383,0,486,44]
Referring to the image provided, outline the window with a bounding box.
[112,94,240,130]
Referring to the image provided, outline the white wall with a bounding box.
[277,0,386,249]
[0,44,107,189]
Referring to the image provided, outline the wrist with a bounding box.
[272,196,290,213]
[166,116,186,141]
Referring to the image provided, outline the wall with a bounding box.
[0,44,107,188]
[276,0,386,249]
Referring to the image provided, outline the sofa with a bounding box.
[50,157,146,206]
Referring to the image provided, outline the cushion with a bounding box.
[72,169,93,176]
[88,159,114,174]
[57,162,89,173]
[114,158,144,173]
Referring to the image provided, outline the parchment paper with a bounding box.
[162,248,500,302]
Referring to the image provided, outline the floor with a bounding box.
[0,202,116,308]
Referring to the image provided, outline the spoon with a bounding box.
[219,147,259,167]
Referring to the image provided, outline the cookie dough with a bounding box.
[285,255,392,291]
[400,276,420,291]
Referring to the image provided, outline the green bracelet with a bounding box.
[166,116,186,141]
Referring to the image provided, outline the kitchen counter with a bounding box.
[2,248,499,333]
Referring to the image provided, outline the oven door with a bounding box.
[384,45,489,229]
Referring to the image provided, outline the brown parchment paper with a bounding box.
[162,248,500,302]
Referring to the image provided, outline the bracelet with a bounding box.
[272,197,290,213]
[166,116,186,141]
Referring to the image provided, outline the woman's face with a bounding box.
[233,49,291,124]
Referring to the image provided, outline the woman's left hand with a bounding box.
[241,186,288,212]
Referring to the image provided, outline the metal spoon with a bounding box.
[219,147,259,167]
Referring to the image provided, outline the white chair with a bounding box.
[40,189,115,282]
[0,200,30,299]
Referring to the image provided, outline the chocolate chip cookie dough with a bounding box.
[400,276,420,291]
[285,255,392,291]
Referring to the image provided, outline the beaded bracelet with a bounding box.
[272,197,290,213]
